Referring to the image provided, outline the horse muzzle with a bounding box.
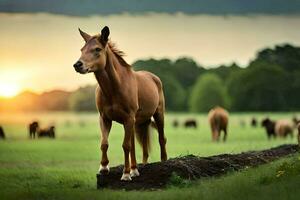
[73,61,88,74]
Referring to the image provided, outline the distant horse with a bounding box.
[73,26,167,181]
[261,118,276,139]
[208,106,229,142]
[184,119,197,128]
[0,126,5,139]
[37,126,55,138]
[251,118,257,127]
[172,119,179,128]
[29,121,39,139]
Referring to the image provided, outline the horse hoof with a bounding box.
[99,165,110,175]
[130,168,140,177]
[120,173,132,181]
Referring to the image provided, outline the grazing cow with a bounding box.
[29,121,39,139]
[208,106,229,142]
[251,118,257,127]
[261,118,276,139]
[37,126,55,138]
[184,119,197,128]
[0,126,5,139]
[172,119,179,128]
[275,120,293,138]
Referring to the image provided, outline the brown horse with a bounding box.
[29,121,39,139]
[208,106,229,142]
[73,26,167,181]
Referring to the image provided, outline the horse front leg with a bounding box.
[121,117,135,181]
[130,129,139,177]
[98,116,112,174]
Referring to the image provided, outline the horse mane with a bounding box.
[108,42,131,68]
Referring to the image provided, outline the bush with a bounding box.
[160,74,186,111]
[189,74,230,112]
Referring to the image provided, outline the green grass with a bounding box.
[0,112,299,200]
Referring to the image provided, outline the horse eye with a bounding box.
[95,48,101,52]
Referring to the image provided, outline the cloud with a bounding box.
[1,0,300,16]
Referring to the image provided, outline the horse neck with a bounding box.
[94,48,128,98]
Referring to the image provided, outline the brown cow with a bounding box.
[275,119,293,138]
[208,106,229,142]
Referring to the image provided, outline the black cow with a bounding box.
[261,118,276,139]
[38,126,55,139]
[251,118,257,127]
[29,121,39,139]
[0,126,5,139]
[184,119,197,129]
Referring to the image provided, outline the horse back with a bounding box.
[134,71,163,122]
[208,107,229,131]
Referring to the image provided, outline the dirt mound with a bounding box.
[97,144,298,190]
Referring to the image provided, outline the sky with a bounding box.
[0,13,300,97]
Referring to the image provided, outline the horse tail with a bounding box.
[214,115,221,131]
[135,120,152,153]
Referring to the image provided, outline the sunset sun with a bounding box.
[0,83,20,98]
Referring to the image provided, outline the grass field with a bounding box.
[0,112,299,200]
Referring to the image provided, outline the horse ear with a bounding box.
[100,26,110,44]
[78,28,91,42]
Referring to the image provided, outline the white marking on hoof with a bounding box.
[99,165,110,174]
[130,168,140,177]
[120,173,132,181]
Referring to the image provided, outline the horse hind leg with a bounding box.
[135,120,151,164]
[223,127,228,142]
[153,109,167,162]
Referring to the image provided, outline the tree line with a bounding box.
[134,44,300,112]
[1,44,299,112]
